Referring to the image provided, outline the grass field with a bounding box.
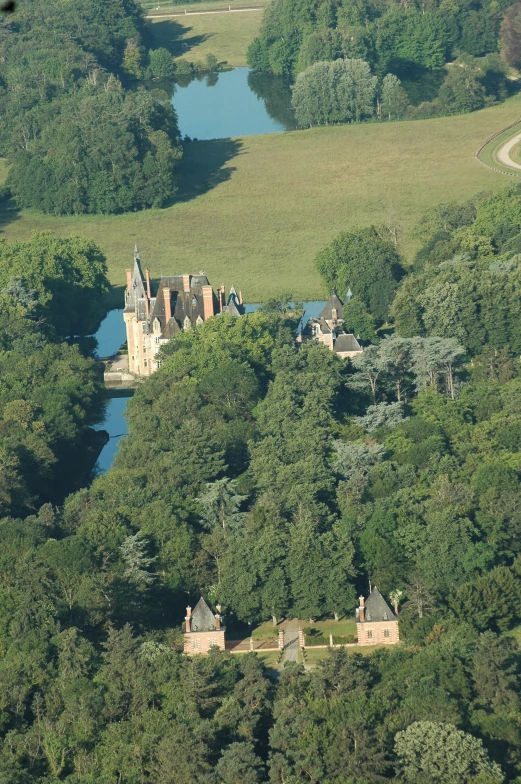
[1,97,520,305]
[147,7,263,66]
[476,117,521,175]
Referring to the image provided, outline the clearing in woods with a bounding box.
[146,1,265,66]
[1,98,520,305]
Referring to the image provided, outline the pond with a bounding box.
[172,68,297,140]
[91,301,327,474]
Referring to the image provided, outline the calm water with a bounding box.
[173,68,297,140]
[91,309,129,473]
[91,301,326,473]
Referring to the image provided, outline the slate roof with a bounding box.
[362,588,397,623]
[124,253,147,314]
[222,286,245,317]
[191,597,219,632]
[319,292,344,322]
[334,334,363,354]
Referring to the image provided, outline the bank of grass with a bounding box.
[144,0,267,11]
[477,119,521,175]
[1,97,520,303]
[147,5,264,66]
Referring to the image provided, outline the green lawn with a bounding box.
[255,650,279,668]
[477,119,521,175]
[147,5,264,67]
[144,0,267,11]
[1,97,520,304]
[504,624,521,647]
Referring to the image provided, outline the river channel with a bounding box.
[91,301,326,474]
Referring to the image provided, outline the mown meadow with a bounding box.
[1,95,520,304]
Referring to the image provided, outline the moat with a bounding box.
[92,300,327,473]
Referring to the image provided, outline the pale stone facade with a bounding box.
[183,597,226,655]
[303,292,364,359]
[124,247,244,377]
[356,587,400,646]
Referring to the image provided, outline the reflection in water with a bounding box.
[171,67,296,140]
[247,71,297,130]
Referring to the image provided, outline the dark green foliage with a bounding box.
[4,261,521,781]
[0,0,182,215]
[316,226,404,323]
[248,0,512,81]
[392,186,521,355]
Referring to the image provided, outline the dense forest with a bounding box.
[248,0,518,122]
[4,185,521,779]
[0,0,182,215]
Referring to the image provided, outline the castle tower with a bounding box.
[183,597,226,655]
[356,587,399,646]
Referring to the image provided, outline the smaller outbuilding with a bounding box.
[356,587,400,646]
[302,291,364,359]
[183,597,226,655]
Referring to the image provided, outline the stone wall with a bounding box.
[356,620,399,646]
[184,630,226,655]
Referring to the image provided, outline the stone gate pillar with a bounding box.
[298,627,305,648]
[278,629,285,650]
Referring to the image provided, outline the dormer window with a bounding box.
[153,318,161,334]
[383,612,388,620]
[191,295,197,307]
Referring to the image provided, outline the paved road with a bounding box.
[282,628,299,664]
[496,131,521,172]
[146,6,263,17]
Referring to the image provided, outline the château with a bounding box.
[124,247,244,376]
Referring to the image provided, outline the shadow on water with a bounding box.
[174,137,243,202]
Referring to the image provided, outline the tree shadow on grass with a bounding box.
[0,195,21,233]
[173,137,243,203]
[146,19,211,57]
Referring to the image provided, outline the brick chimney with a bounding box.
[126,268,132,294]
[215,603,222,630]
[359,595,365,623]
[163,287,171,322]
[202,285,214,320]
[394,599,399,616]
[239,290,243,305]
[185,605,192,633]
[145,268,152,299]
[219,284,225,312]
[183,274,191,293]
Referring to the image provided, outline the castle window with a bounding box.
[156,361,162,369]
[367,630,373,639]
[142,323,146,333]
[384,629,390,638]
[383,612,388,620]
[143,346,146,353]
[192,639,199,649]
[209,639,216,648]
[155,337,160,344]
[144,360,148,368]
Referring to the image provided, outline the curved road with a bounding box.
[496,131,521,171]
